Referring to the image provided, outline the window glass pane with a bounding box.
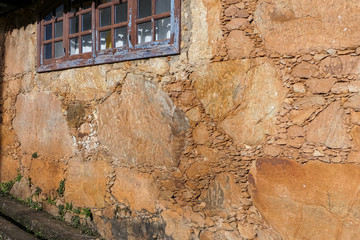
[115,3,127,23]
[55,21,63,38]
[70,16,79,34]
[44,43,52,59]
[44,24,52,40]
[82,12,92,31]
[100,7,111,27]
[100,0,112,4]
[155,17,170,41]
[55,41,65,58]
[156,0,170,14]
[82,34,92,53]
[44,12,52,22]
[71,0,80,13]
[55,5,64,18]
[138,0,151,18]
[82,0,92,9]
[115,27,127,48]
[70,37,79,55]
[100,30,112,50]
[137,21,152,44]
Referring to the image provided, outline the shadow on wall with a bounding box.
[0,5,38,181]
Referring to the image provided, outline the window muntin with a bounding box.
[37,0,180,72]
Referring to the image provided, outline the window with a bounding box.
[37,0,180,72]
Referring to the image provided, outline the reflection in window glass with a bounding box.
[115,27,127,48]
[82,0,92,9]
[138,0,151,18]
[44,24,52,40]
[55,41,65,58]
[100,7,111,27]
[55,21,63,38]
[155,17,170,40]
[100,0,112,4]
[100,30,112,50]
[70,16,79,34]
[44,43,52,59]
[156,0,170,14]
[55,5,64,18]
[44,12,52,21]
[115,3,127,23]
[70,0,80,13]
[70,37,79,55]
[82,34,92,53]
[137,21,152,44]
[82,13,92,31]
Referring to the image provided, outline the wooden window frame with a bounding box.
[37,0,180,72]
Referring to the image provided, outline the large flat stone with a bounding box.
[13,91,75,158]
[97,74,188,167]
[4,24,36,76]
[249,158,360,239]
[65,160,111,208]
[220,58,287,145]
[193,60,251,120]
[0,156,19,182]
[29,158,66,194]
[305,101,350,148]
[254,0,360,54]
[111,168,159,213]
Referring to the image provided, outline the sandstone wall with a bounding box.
[1,0,360,239]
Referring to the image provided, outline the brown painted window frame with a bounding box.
[37,0,180,72]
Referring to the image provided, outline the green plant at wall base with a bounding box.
[81,207,93,220]
[57,204,65,220]
[14,174,22,182]
[65,201,73,211]
[26,197,43,210]
[31,152,38,158]
[57,179,65,197]
[71,215,81,228]
[0,174,22,194]
[34,187,42,197]
[73,207,81,214]
[46,196,56,205]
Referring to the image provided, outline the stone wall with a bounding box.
[1,0,360,239]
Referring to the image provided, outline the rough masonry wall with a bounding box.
[1,0,360,239]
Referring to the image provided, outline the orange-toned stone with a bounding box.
[351,126,360,149]
[111,167,159,213]
[13,91,75,158]
[161,209,191,240]
[220,58,287,145]
[29,158,66,194]
[0,156,19,182]
[226,30,254,59]
[306,78,336,94]
[292,62,318,79]
[186,161,212,179]
[254,1,360,54]
[249,158,360,239]
[0,126,16,150]
[97,74,188,167]
[306,101,350,148]
[193,123,211,145]
[65,160,111,208]
[200,172,243,216]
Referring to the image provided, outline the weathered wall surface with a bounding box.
[1,0,360,239]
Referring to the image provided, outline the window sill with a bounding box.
[37,42,180,73]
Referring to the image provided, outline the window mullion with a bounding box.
[95,2,99,54]
[129,0,136,50]
[92,1,96,57]
[64,11,69,59]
